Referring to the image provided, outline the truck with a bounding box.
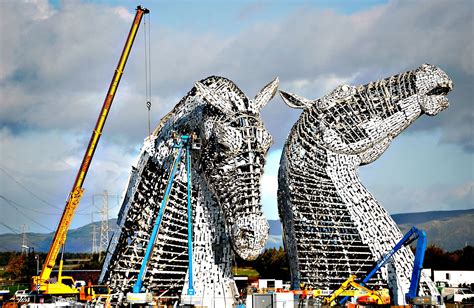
[445,288,474,303]
[323,275,390,305]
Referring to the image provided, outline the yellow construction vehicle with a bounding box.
[30,6,149,300]
[325,227,435,306]
[323,275,390,306]
[79,284,111,303]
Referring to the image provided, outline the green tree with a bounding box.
[253,247,290,280]
[81,253,102,269]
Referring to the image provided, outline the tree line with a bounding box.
[423,245,473,270]
[234,245,474,281]
[0,252,103,282]
[1,245,472,283]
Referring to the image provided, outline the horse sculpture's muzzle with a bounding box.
[231,213,269,260]
[415,64,453,116]
[216,151,270,260]
[207,115,271,260]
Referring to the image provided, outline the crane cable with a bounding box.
[143,12,152,136]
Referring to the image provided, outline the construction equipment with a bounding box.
[127,133,198,304]
[333,226,433,306]
[323,275,390,306]
[30,5,149,299]
[79,284,111,303]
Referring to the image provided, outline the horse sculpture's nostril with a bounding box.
[427,86,451,96]
[241,228,255,240]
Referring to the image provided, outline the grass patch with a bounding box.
[0,283,29,293]
[232,267,259,277]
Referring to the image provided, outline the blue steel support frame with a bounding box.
[406,229,426,302]
[132,142,184,294]
[339,226,425,305]
[185,137,195,296]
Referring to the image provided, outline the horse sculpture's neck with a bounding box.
[280,128,436,304]
[356,70,417,103]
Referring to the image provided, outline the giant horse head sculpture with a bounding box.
[194,78,277,259]
[101,76,278,306]
[277,64,452,304]
[280,64,452,163]
[174,76,277,259]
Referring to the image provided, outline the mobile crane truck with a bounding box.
[30,6,149,302]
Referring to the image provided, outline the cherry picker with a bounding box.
[326,226,439,306]
[126,133,199,305]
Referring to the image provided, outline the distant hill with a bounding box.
[0,219,117,253]
[265,209,474,251]
[396,212,474,251]
[391,208,474,225]
[0,210,472,253]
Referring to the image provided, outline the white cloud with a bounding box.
[0,128,138,232]
[454,181,474,200]
[2,0,472,149]
[113,7,134,22]
[282,73,358,100]
[261,173,278,220]
[25,0,55,20]
[0,0,472,233]
[367,181,474,214]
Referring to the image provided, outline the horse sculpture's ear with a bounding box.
[279,90,314,109]
[194,81,234,112]
[253,77,279,111]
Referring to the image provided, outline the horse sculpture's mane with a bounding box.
[152,76,249,136]
[101,75,278,307]
[278,64,453,305]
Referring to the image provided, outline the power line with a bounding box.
[0,165,61,210]
[3,201,62,216]
[0,221,21,234]
[0,163,117,222]
[0,193,91,217]
[0,195,54,232]
[0,222,34,247]
[76,203,95,213]
[77,195,120,214]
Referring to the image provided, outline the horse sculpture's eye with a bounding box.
[215,126,243,152]
[256,128,273,151]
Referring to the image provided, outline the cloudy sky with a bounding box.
[0,0,472,237]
